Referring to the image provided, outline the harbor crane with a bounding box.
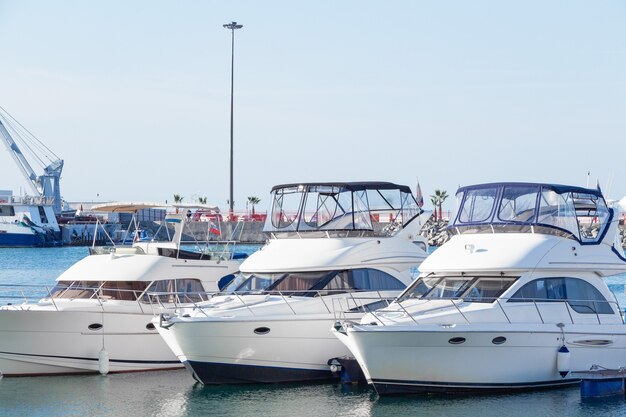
[0,106,64,214]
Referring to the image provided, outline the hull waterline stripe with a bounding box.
[371,378,580,389]
[0,350,180,364]
[186,360,334,384]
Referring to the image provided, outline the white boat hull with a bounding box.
[0,310,181,376]
[158,314,360,384]
[338,323,626,394]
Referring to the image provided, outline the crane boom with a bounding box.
[0,119,39,195]
[0,110,64,214]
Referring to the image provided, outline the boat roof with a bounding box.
[271,181,412,193]
[91,202,219,213]
[91,202,167,213]
[172,203,220,212]
[456,182,603,198]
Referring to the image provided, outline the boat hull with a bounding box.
[0,309,182,376]
[159,315,356,384]
[339,324,626,394]
[0,230,39,247]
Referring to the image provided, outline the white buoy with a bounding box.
[99,347,110,376]
[557,345,571,378]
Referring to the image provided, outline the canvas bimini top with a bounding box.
[264,182,421,236]
[448,182,612,244]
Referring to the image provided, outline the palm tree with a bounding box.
[198,196,207,204]
[172,194,184,213]
[247,196,261,215]
[430,195,439,221]
[434,189,449,220]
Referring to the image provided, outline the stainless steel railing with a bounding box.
[350,295,626,327]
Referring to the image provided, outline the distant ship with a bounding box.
[0,190,60,247]
[0,106,64,247]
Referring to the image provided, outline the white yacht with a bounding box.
[156,182,429,384]
[0,203,245,376]
[333,182,626,394]
[0,190,60,247]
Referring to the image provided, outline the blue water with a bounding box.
[1,246,626,416]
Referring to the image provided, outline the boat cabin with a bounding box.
[448,182,611,244]
[264,182,422,238]
[48,278,207,303]
[224,268,407,297]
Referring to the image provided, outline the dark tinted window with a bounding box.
[0,205,15,216]
[509,277,613,314]
[351,269,406,290]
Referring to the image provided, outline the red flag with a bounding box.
[415,180,424,208]
[209,220,221,236]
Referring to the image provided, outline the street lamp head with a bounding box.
[223,21,243,30]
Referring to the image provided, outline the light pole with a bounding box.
[223,21,243,220]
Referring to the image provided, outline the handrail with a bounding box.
[3,284,622,328]
[495,299,512,324]
[371,296,624,327]
[450,299,471,324]
[532,299,544,323]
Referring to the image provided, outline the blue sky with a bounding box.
[0,1,625,213]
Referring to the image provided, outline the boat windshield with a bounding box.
[226,269,406,297]
[398,275,518,303]
[264,182,421,237]
[224,272,284,293]
[49,280,150,301]
[448,183,610,243]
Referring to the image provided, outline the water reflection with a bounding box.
[3,370,626,417]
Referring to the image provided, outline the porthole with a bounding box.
[146,323,156,330]
[254,327,270,335]
[448,337,466,345]
[88,323,103,331]
[492,336,506,345]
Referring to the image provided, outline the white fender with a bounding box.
[99,347,110,375]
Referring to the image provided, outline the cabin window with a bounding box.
[497,186,538,223]
[537,190,578,237]
[573,193,610,243]
[271,187,303,229]
[226,272,279,293]
[0,206,15,216]
[100,281,150,301]
[143,279,205,303]
[317,269,405,294]
[50,281,95,299]
[424,277,474,299]
[301,187,344,229]
[38,206,48,223]
[400,276,442,301]
[350,269,405,291]
[508,277,613,314]
[458,188,497,223]
[268,271,331,294]
[399,275,517,303]
[49,281,149,301]
[463,277,517,302]
[353,190,373,229]
[230,269,406,297]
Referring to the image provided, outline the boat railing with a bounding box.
[362,296,626,326]
[0,284,219,315]
[9,195,55,205]
[145,289,400,317]
[0,284,57,308]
